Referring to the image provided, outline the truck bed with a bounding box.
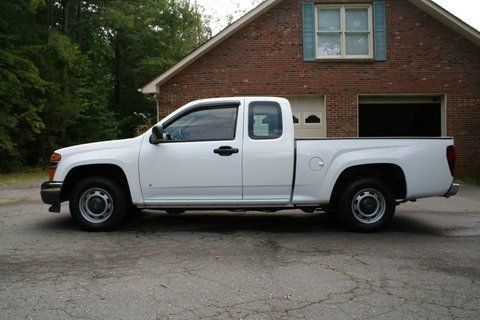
[292,138,455,204]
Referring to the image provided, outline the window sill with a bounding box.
[315,58,375,63]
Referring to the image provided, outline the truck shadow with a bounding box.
[40,210,444,236]
[120,210,444,236]
[123,211,342,233]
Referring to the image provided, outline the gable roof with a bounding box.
[140,0,480,94]
[140,0,283,94]
[413,0,480,46]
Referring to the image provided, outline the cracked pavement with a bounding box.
[0,180,479,319]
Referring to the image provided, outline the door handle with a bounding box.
[214,146,239,156]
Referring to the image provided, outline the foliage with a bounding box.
[0,0,210,172]
[0,169,47,186]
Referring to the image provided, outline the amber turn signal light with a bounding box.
[50,153,62,162]
[48,153,62,180]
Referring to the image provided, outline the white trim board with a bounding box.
[359,95,442,104]
[411,0,480,47]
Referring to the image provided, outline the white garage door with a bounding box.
[285,96,326,139]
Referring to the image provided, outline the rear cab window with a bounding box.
[248,102,283,140]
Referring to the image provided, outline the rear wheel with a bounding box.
[69,176,129,231]
[338,178,395,232]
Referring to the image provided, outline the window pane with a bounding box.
[317,33,341,56]
[346,33,369,55]
[317,9,340,31]
[249,102,283,140]
[164,107,237,142]
[346,9,369,31]
[305,114,321,124]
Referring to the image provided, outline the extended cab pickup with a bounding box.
[41,97,459,232]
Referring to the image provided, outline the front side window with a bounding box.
[249,102,283,140]
[316,5,372,59]
[163,106,238,142]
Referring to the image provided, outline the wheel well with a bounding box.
[330,164,407,204]
[60,164,131,202]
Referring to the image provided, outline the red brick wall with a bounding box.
[157,0,480,175]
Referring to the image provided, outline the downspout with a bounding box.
[156,86,160,122]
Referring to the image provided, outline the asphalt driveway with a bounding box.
[0,180,479,319]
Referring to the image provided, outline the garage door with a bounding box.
[358,96,444,137]
[285,96,326,139]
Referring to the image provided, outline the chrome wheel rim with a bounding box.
[351,188,386,224]
[79,188,114,224]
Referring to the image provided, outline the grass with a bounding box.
[456,176,480,186]
[0,169,47,186]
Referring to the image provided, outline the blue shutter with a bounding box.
[373,1,387,61]
[302,2,315,62]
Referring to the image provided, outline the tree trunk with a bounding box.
[113,38,121,112]
[76,0,82,44]
[62,0,69,35]
[76,0,81,19]
[45,0,49,28]
[48,0,54,29]
[61,0,70,143]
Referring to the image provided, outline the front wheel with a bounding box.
[338,178,395,232]
[69,176,129,231]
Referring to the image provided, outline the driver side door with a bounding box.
[139,101,243,205]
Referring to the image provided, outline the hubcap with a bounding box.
[351,188,386,224]
[79,188,114,224]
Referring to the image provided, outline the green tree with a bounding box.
[0,0,48,170]
[102,0,211,137]
[0,0,210,172]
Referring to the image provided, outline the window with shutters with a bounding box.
[315,5,373,59]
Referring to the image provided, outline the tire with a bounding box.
[322,205,337,215]
[69,176,129,231]
[338,178,395,232]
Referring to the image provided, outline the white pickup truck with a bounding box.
[41,97,459,232]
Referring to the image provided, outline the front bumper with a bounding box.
[40,181,63,212]
[445,183,460,198]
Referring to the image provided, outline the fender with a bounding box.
[318,149,406,203]
[53,136,144,205]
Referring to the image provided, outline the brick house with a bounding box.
[141,0,480,176]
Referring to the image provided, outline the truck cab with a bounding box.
[140,97,294,206]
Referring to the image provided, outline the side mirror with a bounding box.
[149,124,164,145]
